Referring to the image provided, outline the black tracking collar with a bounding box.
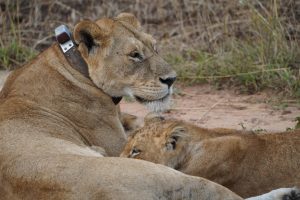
[54,25,122,105]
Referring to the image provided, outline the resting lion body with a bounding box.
[0,13,250,200]
[121,116,300,198]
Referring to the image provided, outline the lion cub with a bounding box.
[121,115,300,198]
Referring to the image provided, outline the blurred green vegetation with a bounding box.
[167,1,300,97]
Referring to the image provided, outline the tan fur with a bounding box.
[121,116,300,198]
[119,112,143,134]
[0,13,245,200]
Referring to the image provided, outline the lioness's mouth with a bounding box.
[135,94,170,103]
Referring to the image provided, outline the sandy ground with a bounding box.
[0,70,298,132]
[121,86,299,132]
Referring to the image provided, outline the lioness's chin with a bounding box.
[136,94,171,112]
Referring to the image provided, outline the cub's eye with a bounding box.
[128,51,143,62]
[130,147,141,158]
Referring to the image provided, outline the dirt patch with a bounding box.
[0,70,298,132]
[121,85,299,132]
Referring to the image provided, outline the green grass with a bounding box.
[0,1,36,69]
[166,1,300,97]
[0,0,299,98]
[0,39,36,69]
[167,42,300,96]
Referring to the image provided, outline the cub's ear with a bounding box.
[166,126,187,151]
[116,13,141,29]
[144,112,165,125]
[120,113,143,134]
[73,20,107,54]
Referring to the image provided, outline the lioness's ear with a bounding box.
[73,20,106,54]
[144,112,164,125]
[166,126,187,151]
[116,13,141,29]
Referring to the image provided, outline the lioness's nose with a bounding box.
[159,77,176,88]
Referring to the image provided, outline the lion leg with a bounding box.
[0,123,241,200]
[1,154,243,200]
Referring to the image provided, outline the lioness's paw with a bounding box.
[246,188,300,200]
[282,188,300,200]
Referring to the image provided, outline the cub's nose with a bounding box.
[159,77,176,88]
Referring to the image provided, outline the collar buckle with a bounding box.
[55,25,74,53]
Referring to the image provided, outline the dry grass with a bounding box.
[0,0,299,96]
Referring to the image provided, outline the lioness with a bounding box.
[121,115,300,198]
[0,13,253,200]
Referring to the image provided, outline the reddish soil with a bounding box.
[0,71,298,132]
[121,84,299,132]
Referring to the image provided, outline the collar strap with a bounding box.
[54,25,122,105]
[55,25,90,78]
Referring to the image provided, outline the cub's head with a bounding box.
[121,115,245,171]
[120,115,194,169]
[73,13,176,111]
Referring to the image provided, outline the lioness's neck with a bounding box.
[0,45,124,153]
[3,44,115,110]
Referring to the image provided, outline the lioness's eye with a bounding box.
[128,51,143,62]
[130,147,141,158]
